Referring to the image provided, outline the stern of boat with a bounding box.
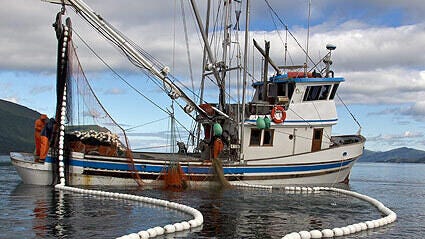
[10,152,55,185]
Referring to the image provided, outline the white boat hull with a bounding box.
[10,152,55,186]
[10,136,364,187]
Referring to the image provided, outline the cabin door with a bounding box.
[311,128,323,152]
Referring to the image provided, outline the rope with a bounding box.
[73,28,200,145]
[266,6,294,66]
[125,117,170,132]
[180,0,196,100]
[337,93,362,129]
[311,101,333,142]
[263,0,319,72]
[72,29,170,116]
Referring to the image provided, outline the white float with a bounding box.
[280,186,397,238]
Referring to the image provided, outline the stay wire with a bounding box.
[180,0,196,100]
[263,0,318,71]
[125,116,170,132]
[337,93,362,129]
[72,29,170,116]
[75,8,205,121]
[273,128,333,146]
[69,5,203,151]
[311,101,332,141]
[266,6,294,66]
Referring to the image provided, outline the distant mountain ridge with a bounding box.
[358,147,425,163]
[0,100,113,155]
[0,99,41,154]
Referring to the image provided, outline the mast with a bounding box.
[240,0,250,161]
[199,0,211,108]
[305,0,311,75]
[221,0,231,109]
[284,26,288,66]
[196,0,211,150]
[262,40,270,101]
[189,0,226,111]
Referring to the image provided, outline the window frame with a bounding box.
[262,129,274,146]
[329,83,339,100]
[249,128,275,147]
[249,128,261,146]
[303,84,332,102]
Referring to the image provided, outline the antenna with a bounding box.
[305,0,311,75]
[324,43,336,77]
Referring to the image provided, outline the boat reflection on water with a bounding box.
[32,199,49,237]
[11,184,70,238]
[10,184,199,238]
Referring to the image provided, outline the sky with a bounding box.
[1,0,425,152]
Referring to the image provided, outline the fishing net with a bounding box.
[56,16,143,186]
[162,162,188,190]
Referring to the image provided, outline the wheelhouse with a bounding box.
[251,73,344,106]
[244,73,346,160]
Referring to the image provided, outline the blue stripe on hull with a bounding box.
[245,118,338,124]
[47,157,354,175]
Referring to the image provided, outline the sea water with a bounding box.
[0,155,424,238]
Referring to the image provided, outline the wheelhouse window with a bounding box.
[263,129,274,146]
[318,85,331,100]
[303,85,332,101]
[266,82,295,104]
[249,129,261,146]
[329,83,339,100]
[277,84,286,96]
[253,85,264,101]
[288,83,295,100]
[249,129,274,146]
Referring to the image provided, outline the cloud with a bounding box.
[367,108,397,116]
[368,131,423,142]
[366,130,424,150]
[0,82,13,91]
[126,131,170,138]
[365,101,425,121]
[30,85,54,95]
[338,69,425,104]
[3,97,20,104]
[404,101,425,121]
[2,1,425,129]
[104,87,126,95]
[83,109,103,118]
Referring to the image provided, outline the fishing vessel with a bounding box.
[11,0,365,187]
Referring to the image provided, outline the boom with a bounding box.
[44,0,209,118]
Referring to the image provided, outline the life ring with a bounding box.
[271,105,286,124]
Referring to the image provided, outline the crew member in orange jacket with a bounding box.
[212,137,224,159]
[39,118,56,163]
[34,114,48,158]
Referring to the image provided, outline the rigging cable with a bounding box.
[180,0,197,147]
[125,116,170,132]
[337,93,362,131]
[73,7,208,131]
[266,6,294,66]
[74,26,199,142]
[74,7,196,105]
[263,0,319,72]
[180,0,196,100]
[311,101,333,142]
[72,29,170,116]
